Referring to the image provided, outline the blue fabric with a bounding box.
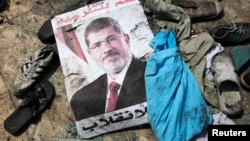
[145,30,213,141]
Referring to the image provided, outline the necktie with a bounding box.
[107,81,120,112]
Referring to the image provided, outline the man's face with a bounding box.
[86,26,131,75]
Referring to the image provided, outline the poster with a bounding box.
[51,0,154,138]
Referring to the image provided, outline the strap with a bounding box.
[19,86,47,117]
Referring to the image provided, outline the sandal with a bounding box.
[240,69,250,90]
[4,79,55,136]
[12,46,56,96]
[211,53,243,115]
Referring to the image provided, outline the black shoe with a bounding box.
[172,0,223,20]
[37,1,87,44]
[37,19,55,44]
[4,79,55,136]
[209,22,250,44]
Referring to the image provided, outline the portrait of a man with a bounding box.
[70,17,147,121]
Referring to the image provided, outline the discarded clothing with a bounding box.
[180,33,220,109]
[193,111,236,141]
[141,1,220,109]
[145,30,213,141]
[205,43,224,82]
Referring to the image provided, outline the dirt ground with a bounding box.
[0,0,250,141]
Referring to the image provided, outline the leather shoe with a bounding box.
[209,22,250,44]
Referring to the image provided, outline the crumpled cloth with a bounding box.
[141,0,220,109]
[145,30,213,141]
[193,111,236,141]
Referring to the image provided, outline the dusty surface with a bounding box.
[0,0,250,140]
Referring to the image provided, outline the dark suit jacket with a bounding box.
[70,57,147,121]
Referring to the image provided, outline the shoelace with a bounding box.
[20,47,55,80]
[213,22,246,39]
[20,86,47,117]
[21,52,46,80]
[233,24,246,34]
